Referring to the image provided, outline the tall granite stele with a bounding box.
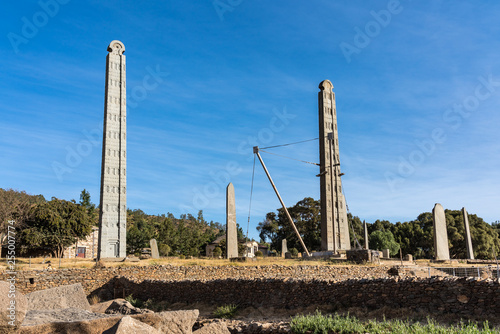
[318,80,350,252]
[432,203,450,260]
[98,40,127,259]
[462,207,474,260]
[226,183,238,259]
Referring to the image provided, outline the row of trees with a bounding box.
[0,188,225,258]
[3,188,498,260]
[258,197,500,260]
[126,209,225,257]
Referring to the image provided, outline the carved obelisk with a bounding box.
[319,80,351,252]
[462,207,474,260]
[432,203,449,260]
[98,40,127,259]
[226,183,238,259]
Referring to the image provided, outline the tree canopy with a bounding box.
[258,197,499,260]
[18,198,92,258]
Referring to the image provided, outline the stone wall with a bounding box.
[115,277,499,318]
[1,265,499,319]
[0,265,394,295]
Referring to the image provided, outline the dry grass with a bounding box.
[88,295,101,305]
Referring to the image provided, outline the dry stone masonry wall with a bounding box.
[2,265,499,319]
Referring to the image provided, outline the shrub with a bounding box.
[213,247,222,258]
[125,294,143,308]
[213,304,238,319]
[159,244,171,257]
[255,250,263,257]
[290,248,299,257]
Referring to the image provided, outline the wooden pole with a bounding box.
[254,147,311,257]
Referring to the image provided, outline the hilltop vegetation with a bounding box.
[2,189,499,260]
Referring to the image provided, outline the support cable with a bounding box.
[343,186,362,249]
[246,154,256,241]
[260,137,319,150]
[259,149,320,166]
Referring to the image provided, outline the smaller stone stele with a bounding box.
[432,203,450,260]
[150,239,160,259]
[382,249,390,258]
[281,239,288,258]
[226,183,238,259]
[462,207,474,260]
[363,221,369,249]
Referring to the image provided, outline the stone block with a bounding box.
[382,249,390,258]
[21,309,199,334]
[25,283,91,311]
[284,252,292,259]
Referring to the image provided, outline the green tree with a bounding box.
[159,243,171,257]
[19,198,91,258]
[257,197,321,253]
[79,189,98,224]
[127,218,156,255]
[369,230,400,256]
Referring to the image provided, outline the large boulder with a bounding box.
[20,309,200,334]
[107,316,160,334]
[22,308,115,327]
[25,283,90,311]
[0,280,28,332]
[90,299,126,314]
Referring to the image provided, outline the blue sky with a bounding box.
[1,1,499,240]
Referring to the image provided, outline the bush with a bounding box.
[125,294,143,308]
[213,304,238,319]
[290,248,299,257]
[255,250,263,257]
[213,247,222,258]
[159,244,171,257]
